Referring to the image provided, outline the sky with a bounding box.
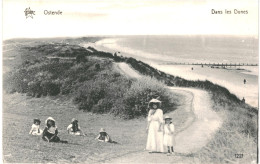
[2,0,258,39]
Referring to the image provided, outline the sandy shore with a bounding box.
[83,38,258,108]
[152,64,258,107]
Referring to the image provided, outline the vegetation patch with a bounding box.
[4,43,176,119]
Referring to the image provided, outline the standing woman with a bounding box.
[146,99,164,153]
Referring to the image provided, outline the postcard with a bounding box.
[2,0,258,163]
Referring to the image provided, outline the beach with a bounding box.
[85,37,258,108]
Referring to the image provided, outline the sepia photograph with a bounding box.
[2,0,258,163]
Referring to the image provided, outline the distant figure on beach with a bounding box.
[95,128,113,143]
[146,99,164,153]
[244,79,246,84]
[191,67,193,70]
[29,118,43,135]
[201,65,204,68]
[242,97,245,103]
[67,118,86,136]
[163,116,175,156]
[42,117,67,143]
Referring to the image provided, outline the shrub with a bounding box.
[41,80,61,96]
[28,81,42,97]
[76,54,86,63]
[95,63,100,70]
[122,77,176,119]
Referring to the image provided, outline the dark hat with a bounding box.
[71,118,78,123]
[33,118,41,123]
[164,115,172,120]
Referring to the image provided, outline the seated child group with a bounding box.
[29,117,112,143]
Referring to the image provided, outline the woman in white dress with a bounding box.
[146,99,164,153]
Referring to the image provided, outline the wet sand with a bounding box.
[152,64,258,107]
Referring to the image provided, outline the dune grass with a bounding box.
[3,88,188,163]
[195,101,257,164]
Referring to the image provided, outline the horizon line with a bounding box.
[3,34,258,41]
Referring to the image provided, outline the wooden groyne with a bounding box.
[162,62,258,67]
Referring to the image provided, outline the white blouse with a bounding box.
[148,109,163,124]
[164,124,174,135]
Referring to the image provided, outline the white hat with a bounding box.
[45,117,55,125]
[99,128,106,132]
[149,99,161,103]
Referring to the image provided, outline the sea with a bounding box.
[91,35,259,107]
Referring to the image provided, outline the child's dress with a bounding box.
[30,124,43,135]
[42,126,60,142]
[163,123,175,147]
[67,124,81,135]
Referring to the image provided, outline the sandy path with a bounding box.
[113,62,142,79]
[105,63,222,163]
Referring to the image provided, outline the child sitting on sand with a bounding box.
[29,118,43,135]
[67,118,85,136]
[163,116,175,155]
[42,117,61,142]
[95,128,112,142]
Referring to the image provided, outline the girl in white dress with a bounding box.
[163,116,175,155]
[146,99,164,153]
[29,118,43,135]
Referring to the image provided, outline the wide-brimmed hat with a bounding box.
[164,115,172,120]
[71,118,78,123]
[45,117,55,125]
[99,128,106,132]
[148,99,161,108]
[149,99,161,103]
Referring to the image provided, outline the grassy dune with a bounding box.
[3,41,176,119]
[3,38,258,163]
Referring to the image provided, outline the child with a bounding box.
[67,118,85,136]
[29,118,43,135]
[42,117,61,142]
[95,128,112,142]
[163,116,175,155]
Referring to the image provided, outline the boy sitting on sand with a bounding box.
[67,118,86,136]
[29,118,43,135]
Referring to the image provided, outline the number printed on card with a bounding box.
[235,154,243,158]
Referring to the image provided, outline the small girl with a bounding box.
[95,128,112,142]
[29,118,43,135]
[42,117,61,142]
[67,118,85,136]
[163,116,175,155]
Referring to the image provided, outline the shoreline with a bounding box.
[86,38,258,108]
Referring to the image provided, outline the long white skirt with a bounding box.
[146,121,164,152]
